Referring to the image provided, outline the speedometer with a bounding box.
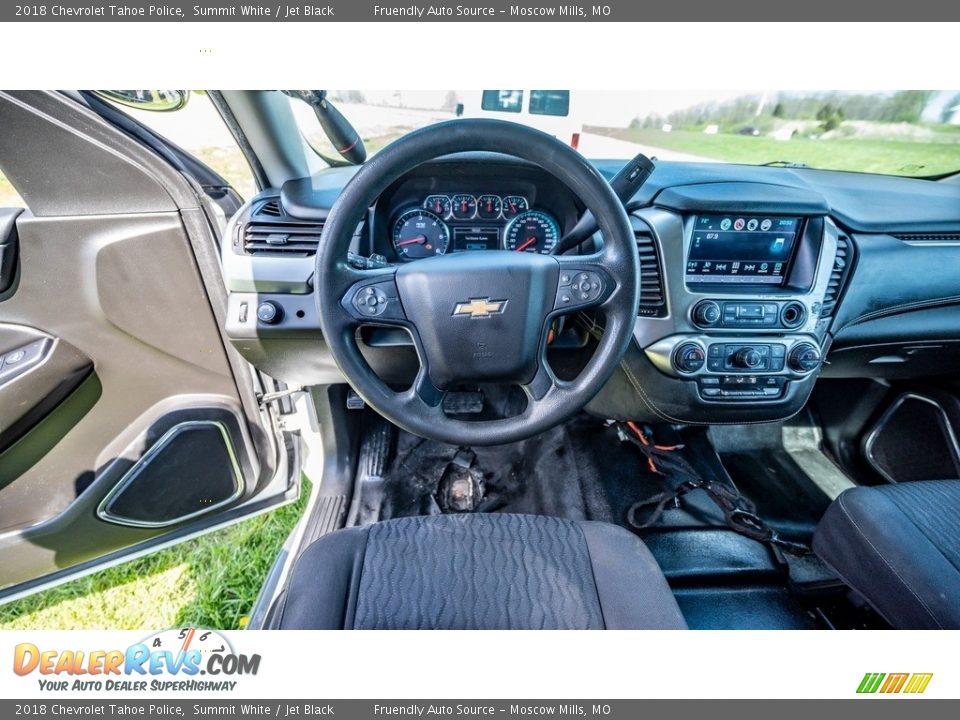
[503,210,560,254]
[392,208,450,260]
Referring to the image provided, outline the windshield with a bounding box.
[291,90,960,177]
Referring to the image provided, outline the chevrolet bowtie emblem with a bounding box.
[453,298,507,318]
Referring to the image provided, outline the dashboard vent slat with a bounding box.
[241,199,325,257]
[821,234,852,317]
[635,230,667,318]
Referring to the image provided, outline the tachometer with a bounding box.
[392,208,450,260]
[503,210,560,254]
[502,195,528,219]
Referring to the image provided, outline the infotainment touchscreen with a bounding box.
[686,215,802,285]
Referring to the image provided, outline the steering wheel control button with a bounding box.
[256,301,283,324]
[555,268,605,309]
[789,342,822,373]
[352,285,390,317]
[674,343,706,374]
[692,300,722,327]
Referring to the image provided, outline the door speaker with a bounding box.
[864,393,960,484]
[98,420,243,527]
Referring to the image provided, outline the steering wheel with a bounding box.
[316,119,639,446]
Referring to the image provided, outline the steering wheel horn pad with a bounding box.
[396,251,557,390]
[317,119,639,445]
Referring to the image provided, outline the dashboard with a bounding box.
[219,155,960,426]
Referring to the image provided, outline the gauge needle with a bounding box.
[515,237,537,252]
[397,235,427,247]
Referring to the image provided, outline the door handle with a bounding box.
[0,208,23,294]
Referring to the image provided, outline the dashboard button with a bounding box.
[674,343,706,373]
[693,300,722,327]
[257,301,283,324]
[789,343,821,373]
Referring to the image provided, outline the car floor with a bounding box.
[347,411,887,630]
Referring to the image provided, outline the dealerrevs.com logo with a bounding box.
[13,628,260,692]
[857,673,933,694]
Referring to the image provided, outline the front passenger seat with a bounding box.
[814,479,960,629]
[272,513,687,629]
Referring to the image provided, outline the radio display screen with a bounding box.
[687,215,802,285]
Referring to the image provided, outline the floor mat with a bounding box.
[673,586,819,630]
[379,415,725,529]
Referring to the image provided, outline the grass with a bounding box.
[0,480,309,631]
[586,126,960,177]
[0,172,25,207]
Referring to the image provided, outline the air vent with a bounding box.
[240,199,324,257]
[893,232,960,244]
[635,230,667,318]
[821,234,852,317]
[257,199,283,218]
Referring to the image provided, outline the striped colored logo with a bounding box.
[857,672,933,694]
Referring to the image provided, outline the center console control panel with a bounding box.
[692,299,807,330]
[648,329,824,403]
[667,338,822,402]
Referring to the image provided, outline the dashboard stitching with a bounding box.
[834,295,960,335]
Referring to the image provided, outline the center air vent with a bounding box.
[635,229,667,318]
[240,199,325,257]
[821,234,853,317]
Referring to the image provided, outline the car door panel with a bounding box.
[0,90,294,600]
[0,324,93,456]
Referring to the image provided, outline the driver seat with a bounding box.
[272,513,687,629]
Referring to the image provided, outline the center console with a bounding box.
[599,191,843,424]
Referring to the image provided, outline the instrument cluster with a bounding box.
[391,193,561,261]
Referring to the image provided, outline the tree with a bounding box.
[772,102,785,118]
[815,103,844,131]
[881,90,932,123]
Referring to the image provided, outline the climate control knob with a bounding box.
[734,347,763,369]
[788,343,822,373]
[674,343,706,374]
[692,300,722,327]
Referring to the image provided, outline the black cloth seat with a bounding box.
[274,513,687,629]
[813,479,960,629]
